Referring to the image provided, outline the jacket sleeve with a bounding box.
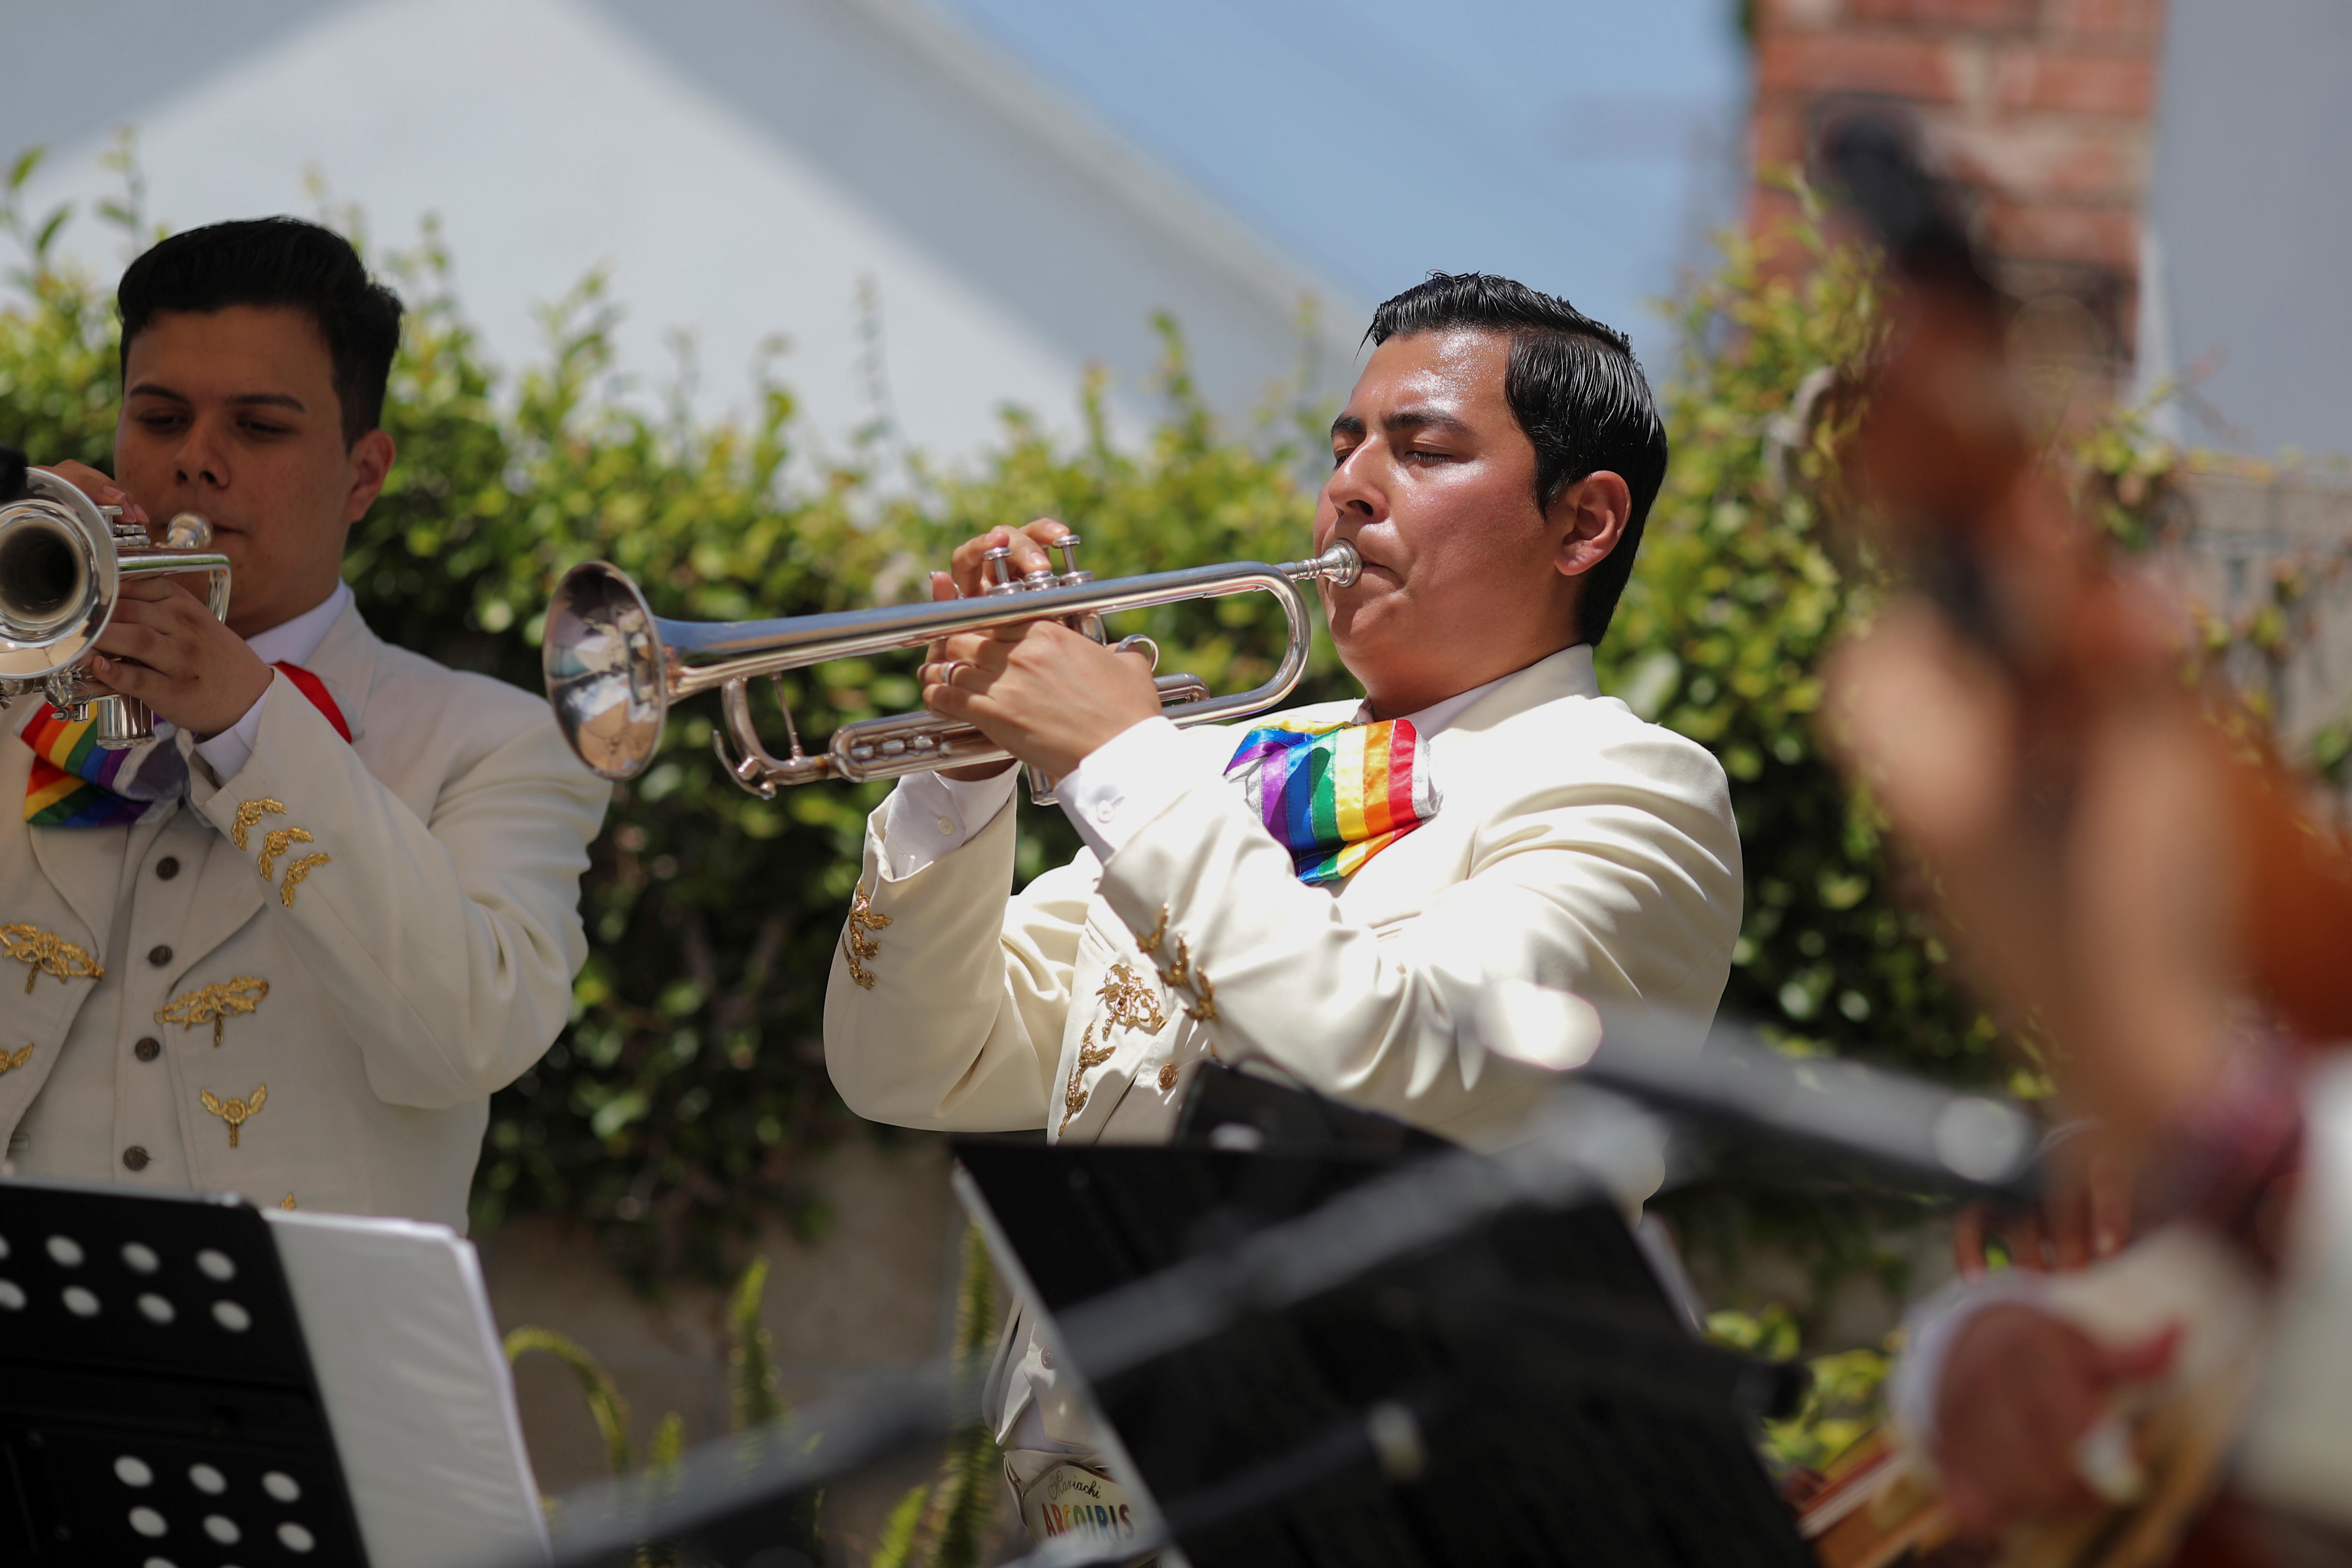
[1092,723,1743,1144]
[823,795,1095,1132]
[188,670,611,1109]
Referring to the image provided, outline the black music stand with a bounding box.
[0,1178,368,1566]
[956,1101,1816,1568]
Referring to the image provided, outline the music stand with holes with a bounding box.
[0,1178,369,1567]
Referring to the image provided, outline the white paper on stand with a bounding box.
[265,1208,549,1568]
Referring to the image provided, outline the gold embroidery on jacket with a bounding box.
[0,1043,34,1076]
[1095,963,1167,1034]
[156,978,270,1048]
[256,826,314,882]
[1145,930,1219,1025]
[1134,905,1169,957]
[279,1193,297,1211]
[230,798,287,850]
[279,854,330,907]
[199,1084,268,1148]
[1058,1023,1117,1137]
[843,885,892,990]
[1182,964,1220,1025]
[2,924,105,994]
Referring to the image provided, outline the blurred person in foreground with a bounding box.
[823,272,1745,1538]
[0,219,609,1228]
[1816,118,2352,1556]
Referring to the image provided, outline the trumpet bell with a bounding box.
[0,469,119,680]
[545,559,669,780]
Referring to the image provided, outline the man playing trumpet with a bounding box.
[1,218,609,1228]
[823,273,1744,1525]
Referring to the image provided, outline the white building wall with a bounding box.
[1,0,1366,464]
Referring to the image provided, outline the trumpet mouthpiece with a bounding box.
[1286,539,1361,590]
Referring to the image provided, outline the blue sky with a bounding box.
[933,0,1750,377]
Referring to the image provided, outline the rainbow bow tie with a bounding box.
[1225,716,1440,886]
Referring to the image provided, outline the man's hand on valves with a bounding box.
[50,459,273,741]
[920,519,1161,783]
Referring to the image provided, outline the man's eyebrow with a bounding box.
[125,381,308,413]
[1382,406,1473,439]
[1329,412,1365,440]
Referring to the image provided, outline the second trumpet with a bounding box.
[543,535,1362,797]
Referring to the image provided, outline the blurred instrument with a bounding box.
[1827,114,2352,1051]
[542,534,1361,797]
[1819,114,2345,1568]
[0,466,229,748]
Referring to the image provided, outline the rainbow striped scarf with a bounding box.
[18,707,183,827]
[1225,716,1440,886]
[16,663,351,827]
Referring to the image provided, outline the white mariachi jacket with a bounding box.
[824,645,1743,1151]
[823,645,1744,1483]
[0,601,610,1230]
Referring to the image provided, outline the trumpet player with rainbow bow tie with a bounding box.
[0,219,608,1228]
[820,274,1745,1532]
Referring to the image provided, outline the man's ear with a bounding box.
[1549,470,1632,580]
[343,428,396,523]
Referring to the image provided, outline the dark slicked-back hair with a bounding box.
[1367,272,1667,645]
[118,218,403,448]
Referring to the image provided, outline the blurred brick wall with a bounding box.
[1749,0,2166,383]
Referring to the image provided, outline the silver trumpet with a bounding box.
[0,468,231,747]
[543,534,1362,798]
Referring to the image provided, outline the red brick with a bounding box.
[1992,45,2157,115]
[1936,121,2149,201]
[2047,0,2163,42]
[1756,32,1968,102]
[1980,196,2139,267]
[1750,105,1812,170]
[1754,0,1853,29]
[1846,0,2041,32]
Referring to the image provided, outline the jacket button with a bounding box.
[134,1037,161,1062]
[122,1146,150,1172]
[147,945,173,967]
[154,856,180,881]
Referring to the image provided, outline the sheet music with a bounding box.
[265,1209,550,1568]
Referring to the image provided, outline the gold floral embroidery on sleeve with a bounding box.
[0,1043,34,1076]
[1133,905,1169,958]
[279,854,330,907]
[230,798,287,851]
[2,923,105,994]
[199,1083,267,1148]
[256,827,315,882]
[842,884,893,989]
[157,978,270,1048]
[1058,1023,1118,1137]
[1139,921,1219,1025]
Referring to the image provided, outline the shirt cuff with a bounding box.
[880,766,1018,879]
[191,682,272,783]
[1054,716,1195,864]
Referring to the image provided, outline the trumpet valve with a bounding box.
[980,545,1021,596]
[1050,534,1093,587]
[90,694,155,751]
